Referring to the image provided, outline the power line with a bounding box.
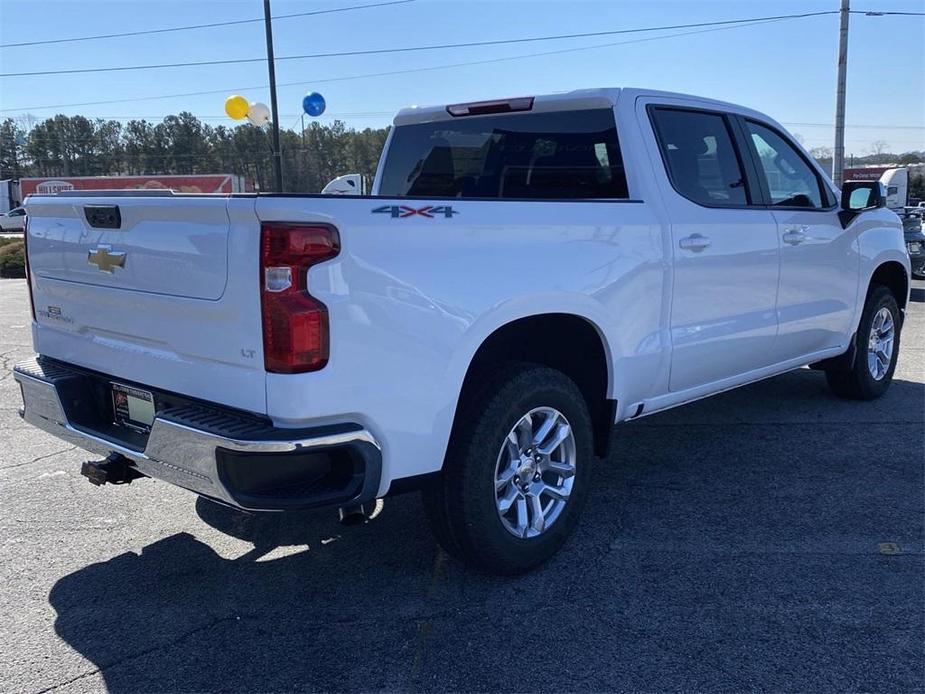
[226,116,917,132]
[783,122,925,130]
[2,4,914,52]
[0,0,417,49]
[30,115,923,130]
[84,112,396,121]
[29,134,925,147]
[0,10,840,78]
[0,15,824,112]
[852,10,925,15]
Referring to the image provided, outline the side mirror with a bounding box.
[839,180,886,228]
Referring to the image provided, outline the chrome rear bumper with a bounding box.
[13,357,382,511]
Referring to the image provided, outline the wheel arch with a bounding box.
[868,259,910,313]
[819,256,909,375]
[450,311,616,459]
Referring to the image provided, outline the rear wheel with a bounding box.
[826,284,901,400]
[423,363,594,575]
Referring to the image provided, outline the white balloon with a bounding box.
[246,102,270,126]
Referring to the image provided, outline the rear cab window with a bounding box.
[378,109,629,199]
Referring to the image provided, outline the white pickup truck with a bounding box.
[15,88,910,574]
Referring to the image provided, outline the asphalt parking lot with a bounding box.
[1,278,922,693]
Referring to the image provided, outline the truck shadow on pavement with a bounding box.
[48,371,924,692]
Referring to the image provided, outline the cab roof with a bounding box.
[392,87,768,126]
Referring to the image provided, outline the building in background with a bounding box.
[0,180,14,213]
[12,174,253,206]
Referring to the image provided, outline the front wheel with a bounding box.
[826,284,901,400]
[422,363,594,575]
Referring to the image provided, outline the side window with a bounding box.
[746,121,824,208]
[650,108,748,206]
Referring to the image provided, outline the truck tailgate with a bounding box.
[24,194,268,415]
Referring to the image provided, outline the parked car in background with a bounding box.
[0,207,26,232]
[902,212,925,279]
[321,173,368,195]
[14,88,911,574]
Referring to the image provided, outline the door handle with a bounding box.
[782,226,808,245]
[679,233,711,252]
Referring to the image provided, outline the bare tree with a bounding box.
[14,113,38,133]
[808,145,833,176]
[868,140,891,164]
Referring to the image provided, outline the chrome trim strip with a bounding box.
[147,417,381,456]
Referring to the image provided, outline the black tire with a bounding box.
[422,363,594,575]
[826,284,901,400]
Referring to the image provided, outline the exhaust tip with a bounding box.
[338,500,382,526]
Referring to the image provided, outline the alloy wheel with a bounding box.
[494,407,577,539]
[867,306,895,381]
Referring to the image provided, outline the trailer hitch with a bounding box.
[80,452,146,486]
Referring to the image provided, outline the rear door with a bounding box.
[641,100,781,392]
[740,119,859,360]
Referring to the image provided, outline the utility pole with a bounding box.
[58,122,69,177]
[263,0,283,192]
[833,0,850,187]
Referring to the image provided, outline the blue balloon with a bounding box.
[302,92,326,117]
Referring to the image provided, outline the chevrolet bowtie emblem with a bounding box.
[87,245,126,273]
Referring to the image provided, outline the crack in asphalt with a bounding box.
[8,523,115,533]
[0,445,77,471]
[31,608,481,694]
[32,615,240,694]
[0,349,17,382]
[409,549,447,681]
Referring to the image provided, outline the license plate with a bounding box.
[111,383,156,433]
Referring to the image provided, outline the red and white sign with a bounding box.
[35,180,75,194]
[20,174,252,197]
[842,167,895,182]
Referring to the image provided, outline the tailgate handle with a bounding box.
[84,205,122,229]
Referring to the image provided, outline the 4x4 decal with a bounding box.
[372,205,459,219]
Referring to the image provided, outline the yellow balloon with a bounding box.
[224,95,249,120]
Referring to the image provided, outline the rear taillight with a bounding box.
[260,222,340,374]
[23,215,35,321]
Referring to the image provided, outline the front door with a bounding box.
[742,119,860,361]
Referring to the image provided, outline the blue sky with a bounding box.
[0,0,923,155]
